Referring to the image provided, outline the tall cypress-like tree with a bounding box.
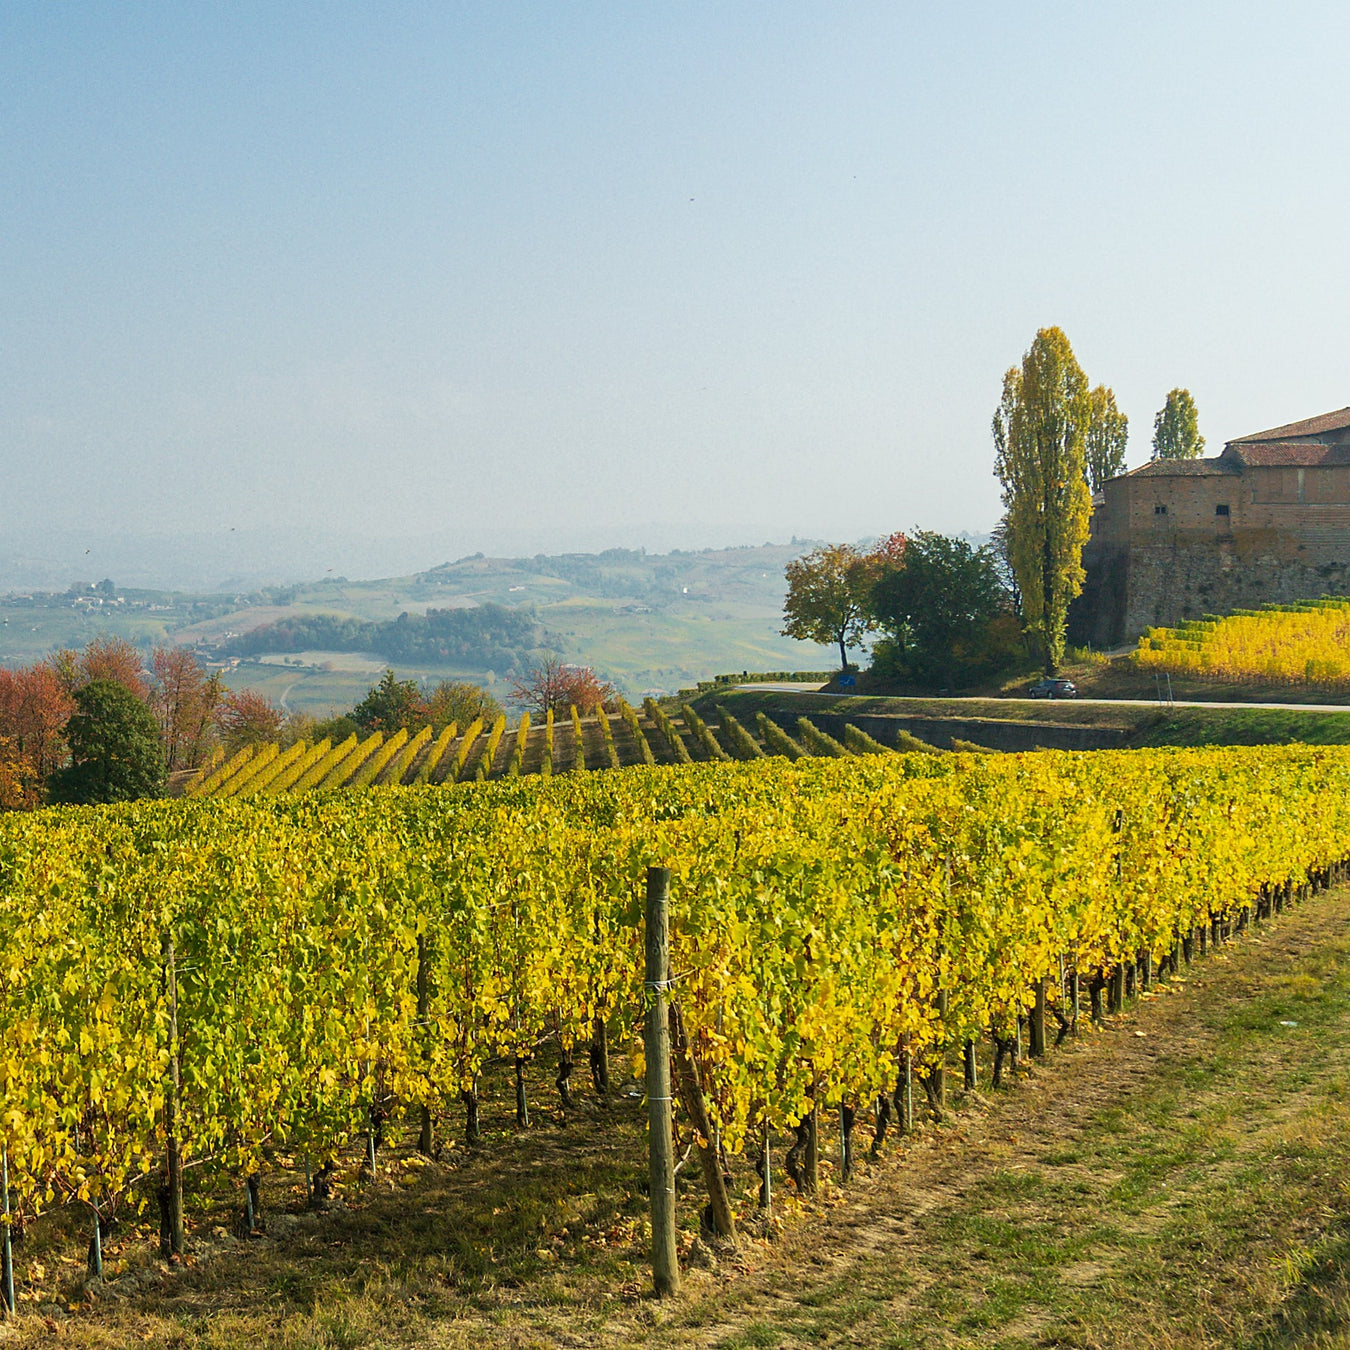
[1086,385,1129,492]
[992,327,1093,672]
[1151,388,1205,460]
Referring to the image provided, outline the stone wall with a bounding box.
[1073,457,1350,646]
[761,708,1126,753]
[1071,530,1350,646]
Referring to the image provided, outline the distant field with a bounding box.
[0,543,827,712]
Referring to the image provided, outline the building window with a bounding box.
[1154,504,1167,515]
[1216,504,1230,517]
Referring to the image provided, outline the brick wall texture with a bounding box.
[1070,408,1350,646]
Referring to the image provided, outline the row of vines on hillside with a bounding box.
[1134,595,1350,687]
[3,745,1346,1282]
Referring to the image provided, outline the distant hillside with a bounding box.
[0,541,827,713]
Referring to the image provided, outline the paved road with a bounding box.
[733,683,1350,714]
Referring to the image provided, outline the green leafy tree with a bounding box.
[1151,388,1205,460]
[1086,385,1129,491]
[352,669,425,733]
[992,326,1094,672]
[782,543,879,671]
[47,679,165,804]
[423,680,502,732]
[869,532,1017,686]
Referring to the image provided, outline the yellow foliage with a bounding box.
[1,745,1347,1229]
[1134,598,1350,689]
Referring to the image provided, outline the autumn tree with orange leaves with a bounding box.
[150,646,223,771]
[0,664,76,785]
[50,634,149,698]
[216,689,285,753]
[511,658,616,716]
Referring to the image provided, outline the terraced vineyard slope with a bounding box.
[183,701,917,797]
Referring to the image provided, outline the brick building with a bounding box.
[1070,407,1350,646]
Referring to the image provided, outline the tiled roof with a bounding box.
[1228,407,1350,444]
[1224,441,1350,468]
[1124,457,1241,478]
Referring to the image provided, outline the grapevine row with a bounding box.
[2,744,1347,1268]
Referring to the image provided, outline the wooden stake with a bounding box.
[162,933,184,1257]
[1,1147,13,1316]
[644,866,680,1297]
[757,1116,772,1213]
[416,934,433,1156]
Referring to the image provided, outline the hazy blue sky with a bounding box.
[4,3,1349,581]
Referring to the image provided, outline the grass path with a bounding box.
[645,887,1350,1349]
[8,888,1350,1348]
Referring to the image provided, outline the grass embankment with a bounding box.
[10,887,1350,1347]
[849,649,1350,707]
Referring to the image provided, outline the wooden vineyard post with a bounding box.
[1029,977,1047,1058]
[644,866,680,1298]
[758,1116,772,1213]
[902,1044,914,1132]
[805,1099,820,1190]
[2,1147,13,1316]
[417,935,433,1156]
[161,932,184,1258]
[932,987,949,1112]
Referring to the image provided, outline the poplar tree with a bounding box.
[1151,388,1205,460]
[992,327,1093,672]
[1086,385,1129,491]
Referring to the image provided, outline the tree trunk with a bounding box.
[669,1003,737,1243]
[589,1016,610,1102]
[871,1093,892,1158]
[556,1045,575,1111]
[515,1056,530,1129]
[1030,977,1047,1058]
[805,1101,820,1192]
[785,1119,812,1194]
[463,1083,481,1148]
[840,1104,856,1183]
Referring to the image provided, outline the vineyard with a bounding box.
[181,698,900,796]
[1133,595,1350,689]
[2,741,1348,1311]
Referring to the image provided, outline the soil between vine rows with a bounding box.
[6,887,1350,1348]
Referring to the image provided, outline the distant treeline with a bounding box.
[220,604,547,670]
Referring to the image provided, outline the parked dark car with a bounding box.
[1028,677,1077,699]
